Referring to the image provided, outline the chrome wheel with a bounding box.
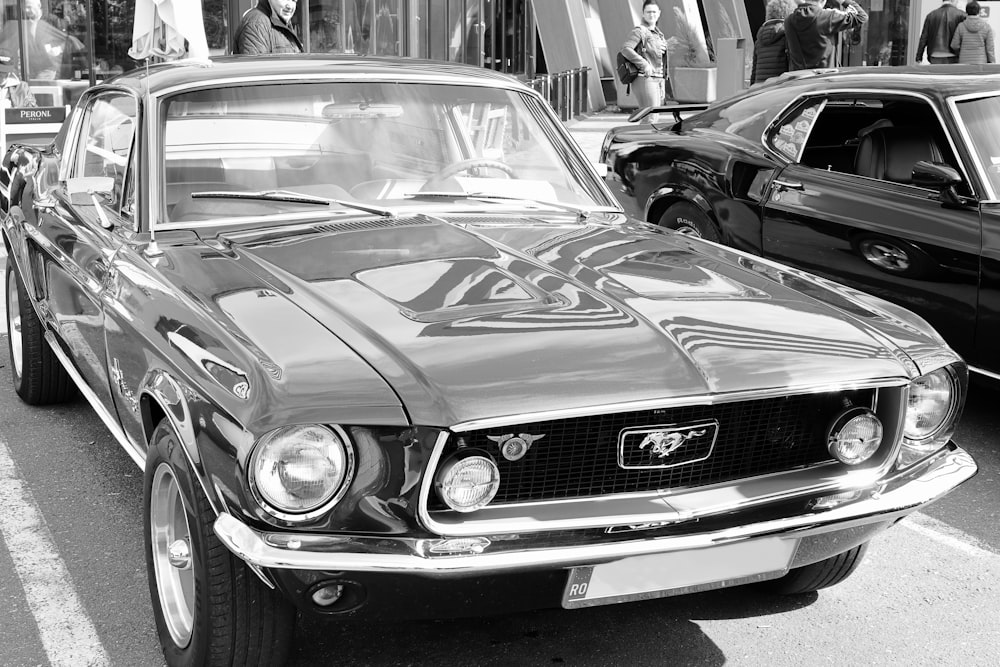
[674,221,702,237]
[149,463,194,648]
[7,268,22,378]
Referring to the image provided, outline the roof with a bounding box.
[105,55,530,96]
[752,64,1000,100]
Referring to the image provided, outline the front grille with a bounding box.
[431,390,874,509]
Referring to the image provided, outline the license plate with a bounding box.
[562,538,796,609]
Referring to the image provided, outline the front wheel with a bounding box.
[760,542,869,595]
[144,419,296,666]
[5,256,74,404]
[657,202,721,243]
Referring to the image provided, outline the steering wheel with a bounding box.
[423,158,516,190]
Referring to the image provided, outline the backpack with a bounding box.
[617,28,646,92]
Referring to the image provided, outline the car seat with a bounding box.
[853,126,944,185]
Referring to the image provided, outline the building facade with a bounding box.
[0,1,960,114]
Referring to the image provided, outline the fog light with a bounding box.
[435,450,500,513]
[311,583,344,607]
[812,490,863,509]
[827,407,882,465]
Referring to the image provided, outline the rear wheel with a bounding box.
[657,202,721,243]
[5,257,74,404]
[761,542,870,595]
[144,419,296,667]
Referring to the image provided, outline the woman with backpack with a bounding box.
[751,0,797,84]
[620,0,668,122]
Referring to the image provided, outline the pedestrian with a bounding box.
[951,1,994,64]
[234,0,303,55]
[784,0,868,71]
[620,0,669,123]
[751,0,797,84]
[916,0,966,64]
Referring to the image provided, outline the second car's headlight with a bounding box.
[899,366,962,468]
[250,424,354,518]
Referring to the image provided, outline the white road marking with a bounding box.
[0,437,110,667]
[903,512,1000,559]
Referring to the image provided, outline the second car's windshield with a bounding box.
[161,81,609,225]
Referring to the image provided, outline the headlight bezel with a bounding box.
[899,364,964,469]
[248,424,356,522]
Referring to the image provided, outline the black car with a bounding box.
[602,66,1000,380]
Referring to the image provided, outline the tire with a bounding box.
[657,202,721,243]
[144,419,296,667]
[761,542,870,595]
[5,256,75,404]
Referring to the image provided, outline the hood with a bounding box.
[787,4,820,30]
[757,19,786,46]
[965,16,987,32]
[203,212,931,427]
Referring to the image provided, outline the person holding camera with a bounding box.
[620,0,668,122]
[784,0,868,71]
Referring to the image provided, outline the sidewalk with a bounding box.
[563,108,634,162]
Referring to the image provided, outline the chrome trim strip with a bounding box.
[214,447,975,573]
[448,378,907,432]
[969,365,1000,381]
[44,332,145,468]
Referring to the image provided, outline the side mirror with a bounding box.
[911,161,965,207]
[66,176,115,228]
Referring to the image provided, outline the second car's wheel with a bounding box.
[144,418,296,667]
[5,256,75,405]
[657,202,721,243]
[760,542,869,595]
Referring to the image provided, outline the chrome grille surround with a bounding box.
[419,380,908,537]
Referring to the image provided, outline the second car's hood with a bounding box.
[218,212,933,426]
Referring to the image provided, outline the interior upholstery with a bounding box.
[853,126,943,184]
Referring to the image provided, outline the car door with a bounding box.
[759,93,981,364]
[29,90,138,410]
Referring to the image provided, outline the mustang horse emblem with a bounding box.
[486,433,545,461]
[639,428,707,459]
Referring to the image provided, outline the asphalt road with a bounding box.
[0,323,998,666]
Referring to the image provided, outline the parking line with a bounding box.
[0,437,110,667]
[903,512,999,559]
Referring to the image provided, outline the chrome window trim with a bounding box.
[947,90,1000,201]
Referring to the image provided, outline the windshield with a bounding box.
[160,81,611,226]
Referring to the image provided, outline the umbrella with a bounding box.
[129,0,209,61]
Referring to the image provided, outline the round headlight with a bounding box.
[905,368,957,441]
[827,407,883,465]
[250,425,353,516]
[435,451,500,513]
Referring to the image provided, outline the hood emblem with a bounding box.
[486,433,545,461]
[639,428,707,459]
[619,420,719,470]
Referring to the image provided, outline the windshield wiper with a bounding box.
[406,191,612,222]
[191,190,396,217]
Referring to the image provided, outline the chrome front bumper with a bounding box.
[214,447,976,575]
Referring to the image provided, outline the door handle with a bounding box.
[773,179,804,191]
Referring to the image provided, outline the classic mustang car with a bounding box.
[601,65,1000,381]
[2,56,977,666]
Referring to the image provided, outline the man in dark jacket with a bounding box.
[916,0,966,63]
[235,0,303,55]
[784,0,868,70]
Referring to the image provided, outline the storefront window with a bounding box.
[308,0,399,55]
